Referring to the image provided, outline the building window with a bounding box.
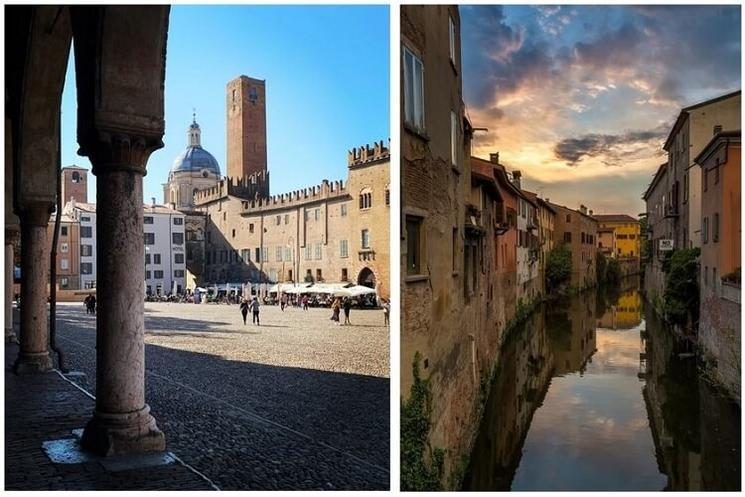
[174,270,185,278]
[276,246,283,262]
[81,226,93,238]
[145,253,151,264]
[284,214,289,224]
[249,223,254,233]
[703,217,709,243]
[241,249,250,262]
[153,254,161,264]
[174,253,184,264]
[314,208,320,221]
[704,169,708,191]
[144,233,155,245]
[154,270,164,279]
[341,204,347,217]
[340,239,349,258]
[304,245,312,261]
[80,244,92,257]
[60,242,69,253]
[450,110,458,167]
[144,216,154,224]
[449,15,456,64]
[341,268,348,281]
[262,247,269,262]
[61,226,68,236]
[361,229,370,249]
[566,214,571,223]
[359,190,373,210]
[385,188,390,206]
[713,212,719,242]
[284,246,291,262]
[704,266,709,285]
[145,270,151,279]
[406,216,422,275]
[564,232,572,243]
[81,216,90,222]
[60,259,69,270]
[403,46,425,132]
[173,217,183,225]
[713,124,723,135]
[60,277,69,288]
[255,247,260,261]
[172,233,184,245]
[276,215,281,226]
[314,242,322,260]
[316,269,323,281]
[81,263,93,275]
[71,171,81,183]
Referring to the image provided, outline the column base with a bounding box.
[81,404,166,456]
[13,351,52,374]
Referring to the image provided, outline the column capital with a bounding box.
[16,201,54,227]
[80,128,164,177]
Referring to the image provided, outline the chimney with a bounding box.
[545,198,550,204]
[151,197,156,206]
[512,170,522,190]
[489,152,500,165]
[580,204,587,215]
[589,209,593,216]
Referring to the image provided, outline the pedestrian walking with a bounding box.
[343,298,352,325]
[250,297,261,325]
[239,298,249,325]
[330,298,341,325]
[302,295,309,311]
[84,294,97,315]
[382,299,390,327]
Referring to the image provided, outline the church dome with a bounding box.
[169,115,221,177]
[170,146,221,175]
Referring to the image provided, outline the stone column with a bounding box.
[80,134,165,456]
[5,233,18,343]
[13,202,53,373]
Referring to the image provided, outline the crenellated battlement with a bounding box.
[348,139,390,167]
[194,170,270,206]
[239,178,348,213]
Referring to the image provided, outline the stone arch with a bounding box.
[357,267,375,289]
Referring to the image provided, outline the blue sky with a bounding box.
[461,5,741,214]
[60,5,390,204]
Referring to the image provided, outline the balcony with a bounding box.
[465,204,485,236]
[663,204,679,218]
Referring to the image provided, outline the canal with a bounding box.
[464,277,741,491]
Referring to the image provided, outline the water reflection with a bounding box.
[464,279,740,491]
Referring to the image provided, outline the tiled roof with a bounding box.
[593,214,638,223]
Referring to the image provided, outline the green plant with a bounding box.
[722,267,741,284]
[663,248,700,328]
[401,352,444,491]
[596,251,608,284]
[606,258,622,286]
[545,244,572,293]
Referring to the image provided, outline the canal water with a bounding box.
[464,278,741,491]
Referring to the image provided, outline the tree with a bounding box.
[546,244,572,293]
[663,248,700,329]
[606,258,622,286]
[596,251,608,284]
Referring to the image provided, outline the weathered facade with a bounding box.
[401,4,490,483]
[643,162,673,303]
[549,202,599,291]
[594,214,641,276]
[695,130,741,403]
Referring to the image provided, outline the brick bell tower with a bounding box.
[61,166,88,205]
[226,75,267,181]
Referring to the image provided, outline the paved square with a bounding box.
[55,302,390,490]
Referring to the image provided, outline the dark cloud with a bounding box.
[573,22,644,72]
[553,127,668,166]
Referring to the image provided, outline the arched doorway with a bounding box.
[357,267,375,288]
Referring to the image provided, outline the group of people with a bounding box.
[83,293,97,315]
[239,296,261,325]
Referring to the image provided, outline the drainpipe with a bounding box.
[50,115,67,373]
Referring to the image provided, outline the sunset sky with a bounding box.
[461,5,741,215]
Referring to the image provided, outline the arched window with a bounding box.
[359,188,373,210]
[71,171,80,183]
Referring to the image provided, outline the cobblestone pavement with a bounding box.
[54,302,390,490]
[4,343,214,491]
